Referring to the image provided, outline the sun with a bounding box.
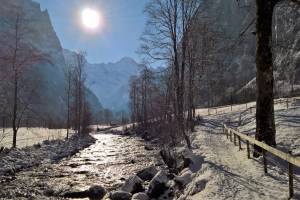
[81,8,100,29]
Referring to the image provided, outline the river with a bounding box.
[0,131,160,199]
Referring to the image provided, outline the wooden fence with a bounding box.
[223,124,300,199]
[201,97,297,116]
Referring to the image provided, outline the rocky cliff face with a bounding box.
[0,0,102,123]
[274,1,300,84]
[196,0,300,106]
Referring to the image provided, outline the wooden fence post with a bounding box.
[234,133,236,146]
[263,149,267,174]
[238,136,241,150]
[288,151,294,199]
[247,140,250,159]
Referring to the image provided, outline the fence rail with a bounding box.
[223,124,300,198]
[199,97,299,116]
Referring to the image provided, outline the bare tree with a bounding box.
[141,0,201,148]
[186,22,198,132]
[129,76,139,124]
[103,109,113,125]
[72,51,87,135]
[63,64,74,139]
[0,10,49,148]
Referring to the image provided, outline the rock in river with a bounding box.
[110,191,132,200]
[147,170,174,199]
[136,166,158,181]
[63,185,106,200]
[132,192,149,200]
[121,175,144,194]
[88,185,106,199]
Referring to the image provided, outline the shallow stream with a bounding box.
[0,132,159,199]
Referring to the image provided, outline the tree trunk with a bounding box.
[254,0,278,157]
[12,70,18,148]
[187,57,195,132]
[66,84,70,140]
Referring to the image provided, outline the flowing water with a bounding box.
[0,132,160,199]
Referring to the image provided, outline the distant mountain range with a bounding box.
[63,49,141,112]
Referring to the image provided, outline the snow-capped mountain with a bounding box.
[64,49,141,112]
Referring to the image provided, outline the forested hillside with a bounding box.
[194,0,300,107]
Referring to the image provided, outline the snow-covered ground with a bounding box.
[0,134,95,176]
[89,125,112,130]
[180,97,300,199]
[195,97,298,117]
[0,128,69,148]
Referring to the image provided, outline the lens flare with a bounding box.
[82,8,100,29]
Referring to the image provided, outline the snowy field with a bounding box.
[0,128,69,148]
[196,97,300,154]
[195,97,297,117]
[89,125,112,130]
[181,97,300,199]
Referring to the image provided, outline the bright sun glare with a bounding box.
[82,8,100,29]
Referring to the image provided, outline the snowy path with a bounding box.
[188,121,300,200]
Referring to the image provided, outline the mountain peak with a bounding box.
[117,56,135,64]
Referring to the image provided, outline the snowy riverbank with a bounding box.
[0,127,69,148]
[0,134,96,176]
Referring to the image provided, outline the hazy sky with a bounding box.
[34,0,148,63]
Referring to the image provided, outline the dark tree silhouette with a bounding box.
[254,0,299,156]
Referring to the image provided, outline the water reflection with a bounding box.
[0,132,159,199]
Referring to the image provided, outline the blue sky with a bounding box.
[34,0,148,63]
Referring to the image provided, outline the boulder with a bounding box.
[124,131,132,136]
[136,166,158,181]
[63,185,106,200]
[121,175,144,194]
[132,192,149,200]
[43,140,51,145]
[189,179,208,195]
[144,145,154,151]
[88,185,106,199]
[174,169,194,187]
[110,191,132,200]
[147,170,173,199]
[0,146,4,153]
[159,149,177,170]
[33,143,41,149]
[141,132,152,141]
[63,190,89,199]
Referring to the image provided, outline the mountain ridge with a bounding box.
[63,49,141,112]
